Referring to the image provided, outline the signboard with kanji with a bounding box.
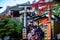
[22,28,27,39]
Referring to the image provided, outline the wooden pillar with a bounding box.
[47,3,52,40]
[51,20,55,40]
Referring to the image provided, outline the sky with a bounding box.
[0,0,52,13]
[0,0,34,13]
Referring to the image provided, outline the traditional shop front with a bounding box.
[33,13,60,40]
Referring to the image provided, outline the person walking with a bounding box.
[27,31,32,40]
[31,28,35,40]
[34,33,40,40]
[36,27,44,40]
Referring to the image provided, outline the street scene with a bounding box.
[0,0,60,40]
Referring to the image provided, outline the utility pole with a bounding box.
[23,6,27,40]
[24,6,27,28]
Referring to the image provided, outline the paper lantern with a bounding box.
[43,17,48,25]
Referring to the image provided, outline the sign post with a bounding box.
[23,6,27,39]
[22,28,27,39]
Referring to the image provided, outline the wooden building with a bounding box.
[33,13,60,40]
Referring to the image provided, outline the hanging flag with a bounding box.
[31,0,36,7]
[38,6,46,14]
[38,8,45,14]
[38,6,46,9]
[31,0,38,9]
[31,0,53,15]
[31,4,38,10]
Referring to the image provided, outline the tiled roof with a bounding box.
[33,13,60,23]
[1,2,30,14]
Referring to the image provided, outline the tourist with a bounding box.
[27,31,32,40]
[34,33,40,40]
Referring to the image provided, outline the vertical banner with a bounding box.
[22,28,27,39]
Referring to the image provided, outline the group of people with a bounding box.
[27,22,44,40]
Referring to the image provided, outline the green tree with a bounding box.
[0,17,23,39]
[53,3,60,16]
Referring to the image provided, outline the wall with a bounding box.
[37,17,51,40]
[54,21,60,39]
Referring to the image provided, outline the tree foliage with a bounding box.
[53,3,60,16]
[0,17,23,39]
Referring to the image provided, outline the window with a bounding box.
[20,7,24,11]
[26,7,31,10]
[12,10,20,17]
